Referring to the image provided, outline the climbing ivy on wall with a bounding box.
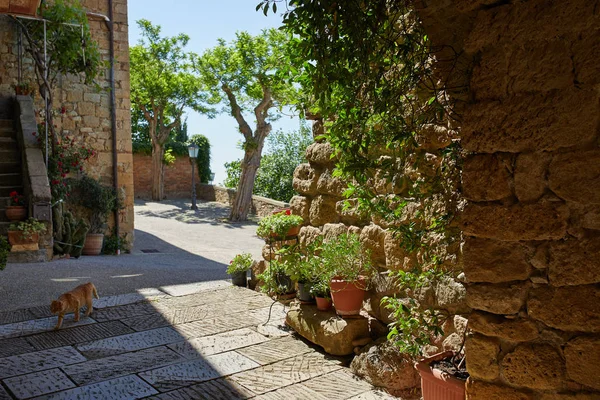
[260,0,464,356]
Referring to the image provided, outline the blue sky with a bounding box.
[127,0,301,185]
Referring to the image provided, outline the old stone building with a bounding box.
[0,0,134,248]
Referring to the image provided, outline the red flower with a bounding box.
[9,191,17,197]
[60,106,66,114]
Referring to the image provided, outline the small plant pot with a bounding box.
[7,231,38,246]
[297,282,314,303]
[231,270,248,287]
[82,233,104,256]
[315,296,332,311]
[275,272,295,295]
[5,206,27,222]
[330,276,367,316]
[415,351,466,400]
[270,224,300,240]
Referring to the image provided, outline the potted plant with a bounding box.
[14,80,34,96]
[0,236,9,271]
[72,176,117,256]
[415,351,467,400]
[5,191,27,222]
[321,233,375,316]
[280,239,323,303]
[257,259,296,298]
[256,212,303,240]
[227,253,253,287]
[310,278,332,311]
[7,218,46,246]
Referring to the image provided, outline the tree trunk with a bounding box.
[230,141,265,221]
[151,141,165,201]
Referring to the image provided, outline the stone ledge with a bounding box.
[285,303,370,356]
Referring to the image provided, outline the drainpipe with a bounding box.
[87,2,120,252]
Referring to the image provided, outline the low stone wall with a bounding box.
[133,153,194,199]
[196,184,289,217]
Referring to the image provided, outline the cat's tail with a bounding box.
[92,284,99,299]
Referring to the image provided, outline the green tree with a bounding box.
[197,29,298,221]
[188,134,212,183]
[130,19,212,201]
[224,125,311,202]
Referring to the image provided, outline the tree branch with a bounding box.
[222,84,253,139]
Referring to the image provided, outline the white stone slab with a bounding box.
[168,328,269,358]
[159,280,231,297]
[77,327,183,359]
[93,288,169,309]
[138,351,259,392]
[31,375,158,400]
[0,315,96,340]
[3,368,76,399]
[0,346,86,379]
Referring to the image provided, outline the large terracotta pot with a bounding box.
[5,206,27,222]
[7,231,38,246]
[82,233,104,256]
[330,276,367,316]
[415,351,466,400]
[3,0,42,15]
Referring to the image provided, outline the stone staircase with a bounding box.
[0,118,22,235]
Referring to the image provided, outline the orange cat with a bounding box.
[50,282,99,330]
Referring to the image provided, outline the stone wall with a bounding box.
[133,153,194,199]
[416,1,600,398]
[0,0,134,244]
[197,184,289,217]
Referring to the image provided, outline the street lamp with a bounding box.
[188,143,199,210]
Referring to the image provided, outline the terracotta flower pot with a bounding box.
[231,270,248,287]
[7,231,38,246]
[415,351,466,400]
[330,276,367,316]
[315,296,332,311]
[82,233,104,256]
[8,0,41,16]
[269,224,300,239]
[5,206,27,222]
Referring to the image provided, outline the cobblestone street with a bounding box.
[0,280,397,399]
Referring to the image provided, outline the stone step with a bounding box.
[0,137,17,151]
[8,248,49,263]
[0,186,23,197]
[0,173,22,187]
[0,222,10,235]
[0,128,15,138]
[0,120,12,128]
[0,149,19,163]
[0,162,20,174]
[0,197,9,207]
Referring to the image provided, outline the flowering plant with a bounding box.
[34,123,96,201]
[226,253,254,274]
[9,191,26,206]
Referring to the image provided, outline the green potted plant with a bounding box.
[227,253,253,287]
[257,259,296,298]
[280,239,323,303]
[5,191,27,222]
[310,277,332,311]
[256,212,303,240]
[321,233,375,316]
[7,218,46,247]
[0,236,10,271]
[72,176,117,256]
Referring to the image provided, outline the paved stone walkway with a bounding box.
[0,280,398,400]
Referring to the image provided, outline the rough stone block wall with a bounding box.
[417,1,600,398]
[0,0,134,244]
[133,154,194,199]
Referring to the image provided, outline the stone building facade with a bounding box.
[415,1,600,399]
[0,0,134,244]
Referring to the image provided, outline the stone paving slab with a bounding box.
[138,351,260,392]
[26,321,134,351]
[2,368,76,399]
[30,375,158,400]
[26,305,54,319]
[159,280,232,297]
[92,301,164,323]
[144,377,256,400]
[93,289,169,309]
[76,327,183,359]
[61,346,184,386]
[229,351,343,394]
[348,391,402,399]
[0,346,86,379]
[302,369,373,400]
[0,337,35,358]
[0,385,11,400]
[171,310,265,339]
[0,315,96,340]
[253,382,329,400]
[168,328,269,358]
[0,309,35,326]
[236,336,314,365]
